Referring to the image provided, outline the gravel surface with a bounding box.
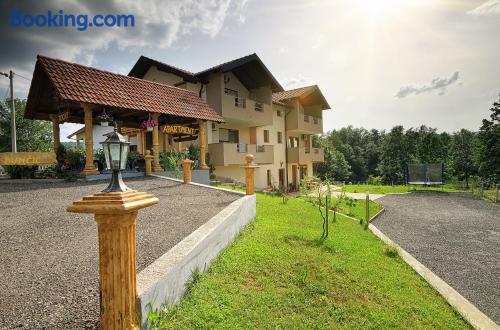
[0,177,240,329]
[372,192,500,324]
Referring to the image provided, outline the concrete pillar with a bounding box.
[67,189,159,330]
[198,119,209,170]
[241,154,260,195]
[81,104,99,175]
[144,150,153,176]
[181,159,194,184]
[151,113,162,172]
[50,115,60,152]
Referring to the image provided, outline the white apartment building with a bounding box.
[69,54,330,190]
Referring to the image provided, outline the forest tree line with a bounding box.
[314,94,500,187]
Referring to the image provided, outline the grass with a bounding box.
[151,194,470,329]
[333,197,382,221]
[341,184,462,194]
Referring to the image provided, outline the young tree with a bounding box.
[0,99,53,152]
[477,93,500,183]
[450,129,478,188]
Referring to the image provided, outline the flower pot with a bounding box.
[100,121,109,126]
[146,126,153,132]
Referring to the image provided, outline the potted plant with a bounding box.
[97,109,113,126]
[141,118,158,132]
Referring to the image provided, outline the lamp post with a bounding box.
[68,126,159,329]
[101,127,131,192]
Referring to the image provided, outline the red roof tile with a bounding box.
[272,85,316,103]
[36,55,224,122]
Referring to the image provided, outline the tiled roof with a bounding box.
[272,85,316,103]
[37,55,224,122]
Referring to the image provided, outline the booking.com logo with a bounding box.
[9,10,135,31]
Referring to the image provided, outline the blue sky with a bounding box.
[1,0,499,141]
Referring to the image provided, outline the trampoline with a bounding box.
[405,162,444,186]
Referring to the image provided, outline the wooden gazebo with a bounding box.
[25,55,224,175]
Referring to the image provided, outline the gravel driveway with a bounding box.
[372,192,500,324]
[0,177,240,329]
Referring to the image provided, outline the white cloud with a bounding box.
[282,76,313,89]
[395,72,460,98]
[468,0,500,16]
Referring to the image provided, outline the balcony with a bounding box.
[208,143,274,166]
[286,109,323,134]
[287,147,324,163]
[221,93,273,126]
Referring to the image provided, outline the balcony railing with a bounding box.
[287,147,324,163]
[208,143,274,166]
[221,94,273,126]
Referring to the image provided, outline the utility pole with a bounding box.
[1,70,16,152]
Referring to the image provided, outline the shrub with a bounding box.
[367,175,382,185]
[383,245,399,258]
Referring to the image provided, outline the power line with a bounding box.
[14,72,31,82]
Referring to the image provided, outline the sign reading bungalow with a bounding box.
[0,152,56,166]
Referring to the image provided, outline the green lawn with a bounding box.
[341,184,461,194]
[151,194,470,329]
[334,197,382,222]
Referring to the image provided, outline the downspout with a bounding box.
[284,104,292,193]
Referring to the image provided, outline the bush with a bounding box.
[384,245,399,258]
[367,175,382,185]
[5,165,37,179]
[159,151,185,171]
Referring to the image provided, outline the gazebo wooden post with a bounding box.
[49,114,60,152]
[198,119,209,170]
[82,104,99,175]
[151,113,162,172]
[181,159,194,184]
[67,190,159,330]
[241,154,260,195]
[144,150,153,176]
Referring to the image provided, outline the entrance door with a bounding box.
[278,168,285,189]
[267,170,272,187]
[292,165,298,189]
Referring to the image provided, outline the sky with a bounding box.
[0,0,499,141]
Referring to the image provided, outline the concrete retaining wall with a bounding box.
[136,193,256,327]
[156,169,209,185]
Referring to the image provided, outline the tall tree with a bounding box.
[0,99,53,152]
[477,94,500,183]
[378,126,409,184]
[450,129,478,188]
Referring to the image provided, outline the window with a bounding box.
[277,110,282,117]
[224,88,238,97]
[255,102,263,112]
[313,117,319,124]
[263,130,270,143]
[267,170,272,187]
[219,128,239,143]
[277,131,283,144]
[212,122,217,131]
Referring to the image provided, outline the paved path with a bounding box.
[373,192,500,324]
[0,177,239,329]
[331,191,385,200]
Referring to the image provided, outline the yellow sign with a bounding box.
[0,152,56,166]
[163,125,197,135]
[58,111,69,122]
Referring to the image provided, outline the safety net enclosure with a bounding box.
[405,162,444,186]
